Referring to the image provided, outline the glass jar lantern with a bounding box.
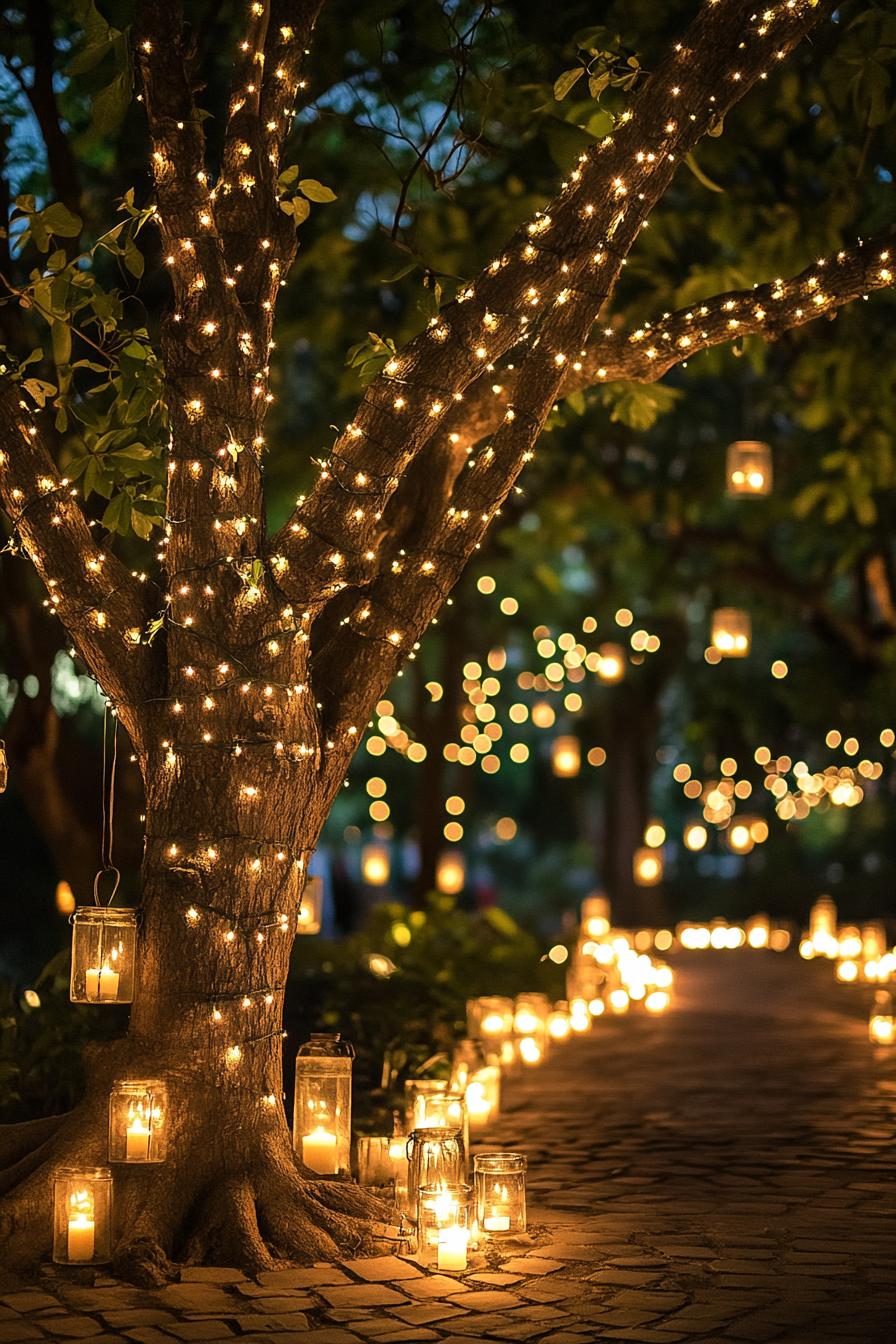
[405,1127,465,1218]
[417,1182,472,1271]
[404,1077,448,1131]
[53,1166,113,1264]
[466,995,514,1053]
[465,1065,500,1130]
[293,1033,353,1176]
[296,875,323,935]
[514,992,549,1064]
[474,1152,527,1238]
[726,439,772,496]
[109,1079,167,1163]
[711,608,751,658]
[869,990,894,1045]
[70,906,137,1004]
[356,1135,393,1188]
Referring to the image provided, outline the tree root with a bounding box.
[1,1101,404,1282]
[0,1114,67,1169]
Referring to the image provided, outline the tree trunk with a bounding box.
[602,684,666,928]
[0,749,397,1281]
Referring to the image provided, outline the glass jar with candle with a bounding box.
[405,1127,465,1218]
[466,995,514,1047]
[869,990,895,1045]
[466,1064,500,1130]
[356,1135,392,1189]
[514,992,550,1062]
[404,1077,448,1131]
[296,875,323,935]
[70,907,137,1004]
[450,1037,488,1093]
[417,1182,471,1271]
[108,1079,167,1163]
[293,1033,353,1177]
[53,1166,113,1264]
[474,1152,527,1237]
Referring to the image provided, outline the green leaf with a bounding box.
[123,239,144,279]
[89,67,131,139]
[22,377,57,408]
[51,320,72,369]
[298,178,336,204]
[553,68,585,100]
[41,203,82,238]
[101,491,132,535]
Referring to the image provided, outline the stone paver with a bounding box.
[3,951,895,1342]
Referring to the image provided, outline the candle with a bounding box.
[126,1114,151,1161]
[465,1082,492,1129]
[437,1225,469,1271]
[67,1191,95,1262]
[870,1016,894,1044]
[302,1127,338,1174]
[483,1213,511,1231]
[86,964,119,1001]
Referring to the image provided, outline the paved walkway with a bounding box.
[2,951,895,1343]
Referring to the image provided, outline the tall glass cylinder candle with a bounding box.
[70,907,137,1004]
[417,1182,471,1271]
[474,1152,527,1237]
[108,1079,167,1163]
[53,1167,112,1264]
[293,1033,353,1176]
[356,1135,392,1188]
[514,992,549,1063]
[465,1065,500,1130]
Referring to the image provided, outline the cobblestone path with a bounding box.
[2,950,894,1343]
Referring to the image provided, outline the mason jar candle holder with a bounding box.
[514,992,549,1063]
[465,1065,500,1130]
[726,439,772,496]
[417,1182,471,1271]
[356,1135,393,1188]
[53,1166,112,1264]
[404,1077,448,1131]
[710,607,751,658]
[450,1037,488,1093]
[869,990,894,1045]
[474,1152,527,1238]
[296,875,323,935]
[109,1079,167,1163]
[70,907,137,1004]
[293,1033,353,1176]
[405,1127,465,1218]
[466,995,514,1049]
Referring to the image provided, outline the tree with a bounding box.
[0,0,893,1281]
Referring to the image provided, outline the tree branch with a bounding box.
[0,381,159,746]
[437,228,896,454]
[301,0,836,729]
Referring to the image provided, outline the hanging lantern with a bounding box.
[633,847,663,887]
[551,735,580,778]
[417,1182,471,1271]
[361,843,390,886]
[53,1167,112,1265]
[869,991,894,1045]
[108,1080,167,1163]
[726,440,772,496]
[296,875,323,935]
[474,1152,527,1237]
[711,608,751,658]
[293,1033,353,1176]
[597,643,626,682]
[70,907,137,1004]
[436,849,466,895]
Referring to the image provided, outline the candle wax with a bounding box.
[483,1213,511,1231]
[67,1215,95,1262]
[126,1118,151,1161]
[437,1226,469,1271]
[86,966,120,1001]
[302,1128,338,1174]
